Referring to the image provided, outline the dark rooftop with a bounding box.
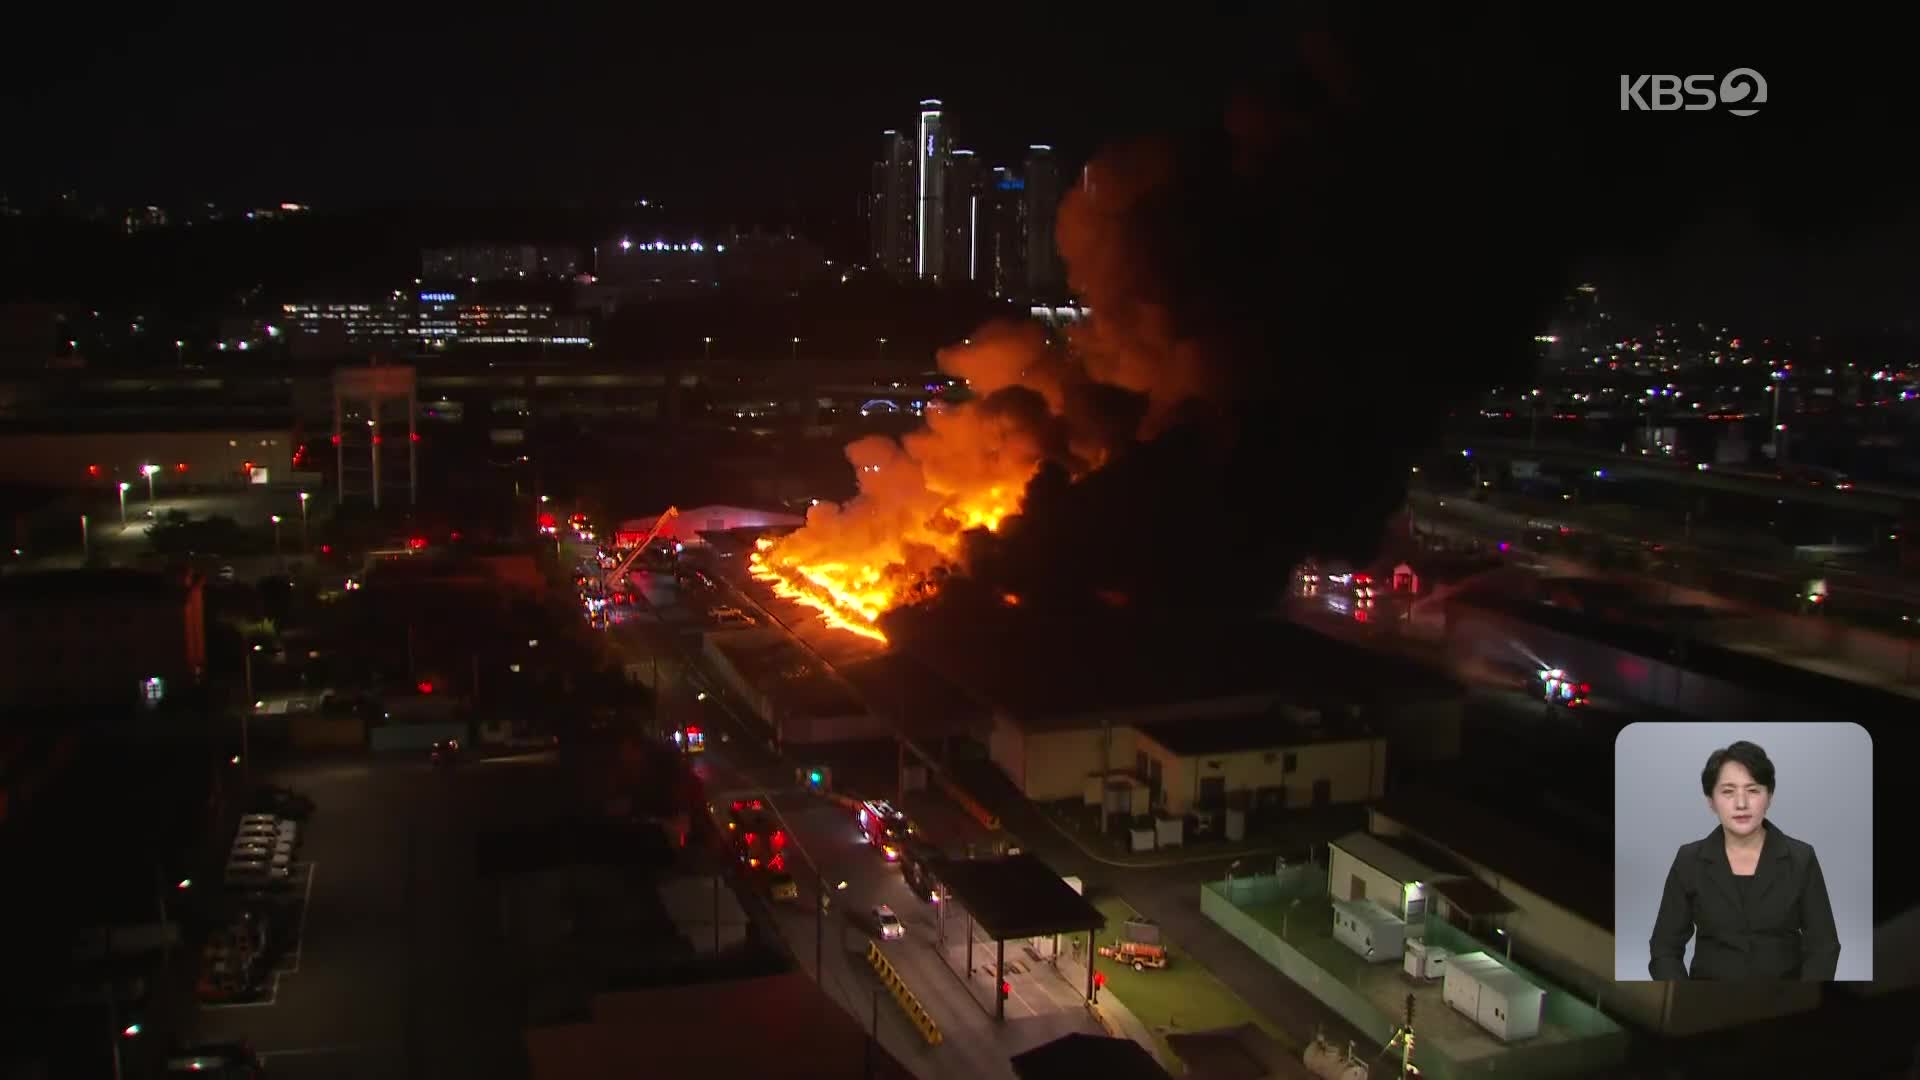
[891,607,1463,721]
[1429,876,1517,918]
[525,972,918,1080]
[1374,787,1612,928]
[1137,709,1377,757]
[709,632,866,719]
[476,819,678,878]
[1011,1033,1171,1080]
[0,568,193,604]
[925,853,1106,941]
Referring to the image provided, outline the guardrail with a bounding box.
[866,941,943,1046]
[934,773,1001,832]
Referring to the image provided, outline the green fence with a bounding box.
[1203,877,1629,1080]
[1199,880,1396,1048]
[1417,917,1629,1075]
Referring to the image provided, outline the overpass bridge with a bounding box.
[1437,436,1920,518]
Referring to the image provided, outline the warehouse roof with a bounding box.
[1138,710,1375,756]
[1012,1033,1171,1080]
[891,605,1462,726]
[1430,876,1517,918]
[1373,787,1614,928]
[1329,831,1457,888]
[526,973,918,1080]
[926,853,1105,941]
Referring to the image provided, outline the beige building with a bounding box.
[1368,790,1825,1036]
[988,699,1389,817]
[1134,714,1387,817]
[988,694,1273,803]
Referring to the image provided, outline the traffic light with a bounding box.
[999,980,1011,1002]
[802,766,832,792]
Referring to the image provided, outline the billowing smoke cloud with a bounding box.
[759,33,1562,632]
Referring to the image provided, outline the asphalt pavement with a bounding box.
[182,751,566,1080]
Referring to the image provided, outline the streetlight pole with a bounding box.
[1770,370,1789,466]
[142,463,160,503]
[703,336,713,367]
[271,515,283,566]
[298,492,310,550]
[791,336,800,366]
[118,482,130,526]
[876,337,887,366]
[243,644,260,780]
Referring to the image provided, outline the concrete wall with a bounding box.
[988,714,1026,792]
[1024,726,1138,803]
[1444,602,1806,719]
[1137,734,1387,817]
[1711,612,1920,684]
[989,719,1141,803]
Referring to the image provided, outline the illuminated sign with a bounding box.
[419,292,455,302]
[998,177,1024,190]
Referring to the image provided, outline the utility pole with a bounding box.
[866,985,880,1078]
[816,875,827,979]
[243,643,260,781]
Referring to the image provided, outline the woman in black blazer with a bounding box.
[1648,740,1841,981]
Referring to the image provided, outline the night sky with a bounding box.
[4,13,1914,332]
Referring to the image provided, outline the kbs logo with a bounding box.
[1620,69,1767,116]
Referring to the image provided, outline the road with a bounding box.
[1412,490,1920,617]
[181,751,562,1080]
[580,538,1101,1078]
[584,535,1453,1070]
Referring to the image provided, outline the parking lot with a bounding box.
[181,750,571,1079]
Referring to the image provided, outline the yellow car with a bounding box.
[769,872,799,903]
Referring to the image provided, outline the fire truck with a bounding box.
[857,799,913,861]
[899,836,942,903]
[727,798,789,873]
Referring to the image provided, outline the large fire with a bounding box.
[748,334,1065,642]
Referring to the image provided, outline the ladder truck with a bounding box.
[601,507,679,602]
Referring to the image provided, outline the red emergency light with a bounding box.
[771,829,787,851]
[407,537,428,550]
[87,464,101,477]
[417,681,434,694]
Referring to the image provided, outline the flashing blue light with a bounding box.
[997,178,1025,191]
